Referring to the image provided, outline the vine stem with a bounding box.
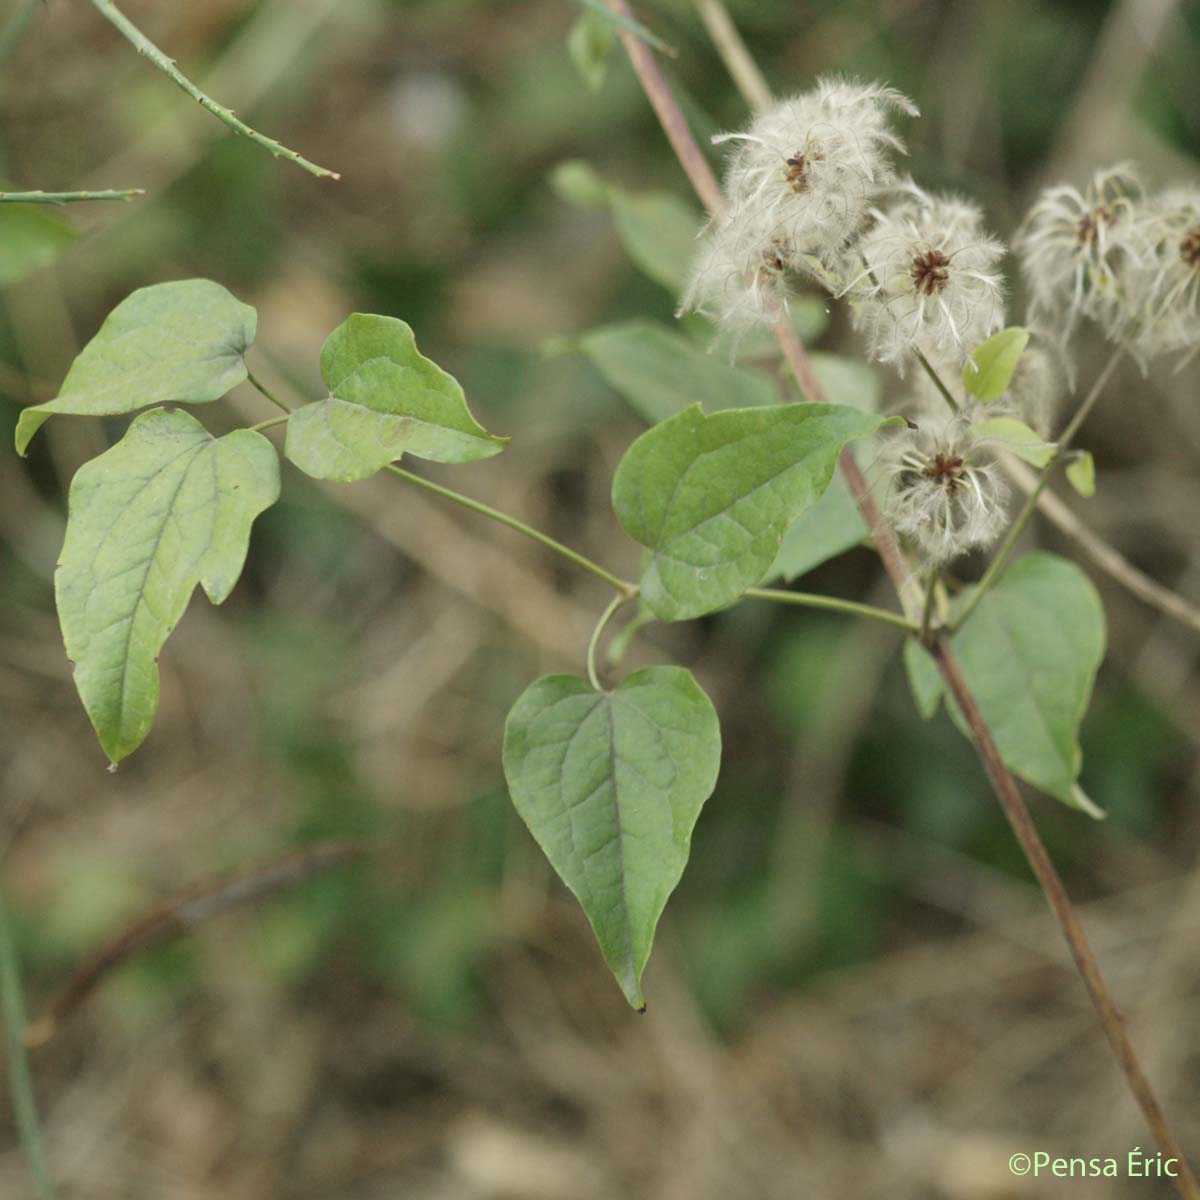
[246,369,293,415]
[693,0,772,111]
[587,593,629,690]
[931,641,1200,1198]
[248,414,289,434]
[743,587,917,634]
[385,465,637,598]
[0,189,144,205]
[89,0,340,180]
[619,0,1200,1185]
[0,890,57,1200]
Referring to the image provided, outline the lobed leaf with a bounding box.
[56,408,280,763]
[285,314,507,482]
[16,279,256,455]
[502,666,721,1008]
[612,403,894,621]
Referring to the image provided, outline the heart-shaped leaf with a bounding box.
[285,314,507,482]
[56,408,280,763]
[16,279,256,454]
[903,553,1106,814]
[612,403,894,620]
[503,666,721,1008]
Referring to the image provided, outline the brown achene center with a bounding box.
[783,147,823,194]
[922,452,966,490]
[911,248,951,296]
[1077,205,1114,246]
[1181,226,1200,270]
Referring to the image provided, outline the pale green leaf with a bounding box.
[548,159,609,208]
[612,403,895,621]
[609,188,702,292]
[56,408,280,763]
[578,320,777,424]
[0,202,77,287]
[503,666,721,1008]
[902,638,944,720]
[285,314,507,482]
[902,553,1106,814]
[16,279,256,455]
[963,327,1030,403]
[567,10,615,93]
[976,416,1056,468]
[761,466,868,584]
[1066,451,1096,497]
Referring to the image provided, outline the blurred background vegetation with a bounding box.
[2,0,1199,1196]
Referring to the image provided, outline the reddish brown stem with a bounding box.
[606,0,1200,1188]
[932,642,1200,1197]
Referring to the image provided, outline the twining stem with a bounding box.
[89,0,339,180]
[625,0,1200,1185]
[743,587,918,634]
[246,370,293,415]
[0,190,144,205]
[0,890,57,1200]
[385,465,636,597]
[951,458,1061,633]
[932,643,1200,1198]
[587,593,629,689]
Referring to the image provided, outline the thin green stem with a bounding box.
[919,569,939,645]
[89,0,339,180]
[914,348,960,414]
[246,370,292,415]
[743,587,918,634]
[248,415,289,435]
[0,189,144,205]
[384,465,637,597]
[0,890,57,1200]
[1057,345,1123,448]
[952,458,1061,633]
[571,0,677,56]
[587,593,628,690]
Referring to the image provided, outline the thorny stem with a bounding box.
[0,890,57,1200]
[0,189,144,205]
[246,370,293,415]
[625,0,1200,1184]
[385,465,637,598]
[587,593,629,690]
[89,0,340,180]
[743,587,918,634]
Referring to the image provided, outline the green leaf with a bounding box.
[902,638,944,720]
[902,553,1106,814]
[577,321,777,425]
[612,403,895,621]
[16,279,256,455]
[1066,451,1096,497]
[502,666,721,1008]
[0,202,77,287]
[285,314,507,482]
[608,188,701,292]
[56,408,280,763]
[548,159,609,208]
[567,10,615,93]
[962,327,1030,402]
[761,466,868,584]
[975,416,1056,468]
